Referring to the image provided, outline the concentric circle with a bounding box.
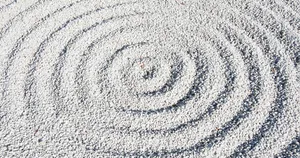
[0,0,299,157]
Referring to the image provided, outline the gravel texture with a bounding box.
[0,0,300,157]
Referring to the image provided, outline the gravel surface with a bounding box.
[0,0,300,157]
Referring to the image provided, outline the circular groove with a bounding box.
[0,0,299,157]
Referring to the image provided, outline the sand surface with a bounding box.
[0,0,300,157]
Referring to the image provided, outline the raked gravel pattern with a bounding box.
[0,0,300,157]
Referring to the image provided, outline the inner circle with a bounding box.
[119,55,170,94]
[99,43,198,111]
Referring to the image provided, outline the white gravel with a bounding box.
[0,0,300,157]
